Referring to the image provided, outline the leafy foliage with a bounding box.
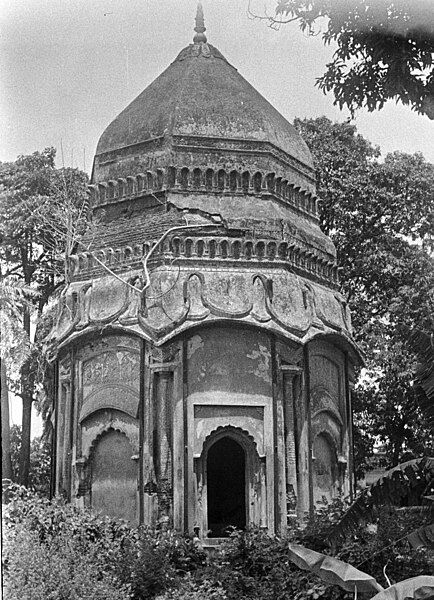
[286,542,434,600]
[4,489,433,600]
[9,425,51,496]
[272,1,434,118]
[369,577,434,600]
[199,528,332,600]
[330,457,434,547]
[297,498,433,587]
[155,577,228,600]
[0,148,88,485]
[0,147,89,295]
[4,528,129,600]
[112,527,206,600]
[0,278,37,368]
[0,278,39,486]
[294,116,434,471]
[410,330,434,432]
[4,487,207,600]
[3,487,131,600]
[287,543,382,594]
[338,507,433,585]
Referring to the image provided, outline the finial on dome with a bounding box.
[193,3,207,43]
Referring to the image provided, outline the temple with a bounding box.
[47,5,360,539]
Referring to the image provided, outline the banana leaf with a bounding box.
[318,556,384,594]
[369,576,434,600]
[330,457,434,546]
[288,543,384,595]
[287,544,325,571]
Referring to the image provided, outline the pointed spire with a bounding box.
[193,3,207,43]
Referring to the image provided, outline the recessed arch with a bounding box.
[81,408,139,460]
[312,432,339,505]
[89,427,138,523]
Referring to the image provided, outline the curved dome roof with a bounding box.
[95,40,313,170]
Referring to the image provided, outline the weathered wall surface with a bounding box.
[53,325,354,532]
[55,335,141,523]
[90,428,138,522]
[186,326,273,459]
[309,340,350,504]
[185,326,275,535]
[187,327,272,397]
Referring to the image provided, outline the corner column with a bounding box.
[145,344,182,528]
[281,365,302,519]
[296,345,313,518]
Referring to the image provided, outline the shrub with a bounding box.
[198,498,434,600]
[201,528,332,600]
[335,507,434,586]
[3,484,131,550]
[3,486,206,600]
[3,527,130,600]
[155,575,228,600]
[112,527,206,600]
[3,486,132,600]
[3,487,432,600]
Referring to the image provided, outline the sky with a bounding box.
[1,0,433,436]
[1,0,433,174]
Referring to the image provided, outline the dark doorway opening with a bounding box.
[207,436,246,537]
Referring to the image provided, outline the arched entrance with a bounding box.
[207,436,246,537]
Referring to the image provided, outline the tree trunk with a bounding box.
[19,305,32,487]
[1,358,13,496]
[19,393,32,486]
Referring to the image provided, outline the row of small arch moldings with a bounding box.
[69,237,338,284]
[88,167,318,218]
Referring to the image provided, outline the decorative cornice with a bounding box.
[47,268,353,356]
[171,135,316,183]
[95,135,165,165]
[93,135,316,184]
[69,234,339,288]
[88,165,318,221]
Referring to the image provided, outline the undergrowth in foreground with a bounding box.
[3,487,433,600]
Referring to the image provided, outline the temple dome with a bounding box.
[95,41,313,171]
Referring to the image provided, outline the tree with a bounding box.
[0,148,88,486]
[294,116,434,471]
[263,1,434,118]
[0,278,36,491]
[1,357,12,483]
[410,329,434,432]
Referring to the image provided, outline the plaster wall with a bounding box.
[308,340,350,503]
[185,326,275,534]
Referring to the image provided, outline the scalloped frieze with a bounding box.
[81,409,139,459]
[48,267,352,347]
[88,277,130,323]
[194,416,264,457]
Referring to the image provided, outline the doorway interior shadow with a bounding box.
[207,436,246,537]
